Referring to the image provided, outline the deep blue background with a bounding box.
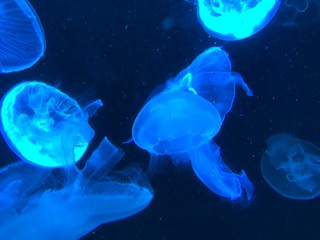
[1,0,320,239]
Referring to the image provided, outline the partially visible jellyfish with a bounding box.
[0,0,46,73]
[0,81,103,168]
[261,133,320,200]
[285,0,309,12]
[190,0,281,40]
[167,47,253,121]
[132,47,254,201]
[0,137,153,239]
[276,0,320,29]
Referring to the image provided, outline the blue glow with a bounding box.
[133,48,253,201]
[0,137,153,239]
[261,133,320,200]
[196,0,281,40]
[0,81,102,168]
[0,0,46,73]
[167,47,253,121]
[133,91,222,155]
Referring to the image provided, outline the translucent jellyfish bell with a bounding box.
[169,47,253,121]
[0,0,46,73]
[261,133,320,200]
[0,137,153,239]
[0,81,103,168]
[196,0,281,40]
[133,91,222,155]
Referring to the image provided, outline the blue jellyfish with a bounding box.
[261,133,320,200]
[132,47,254,201]
[0,0,46,73]
[0,81,102,168]
[190,0,281,40]
[0,137,153,239]
[169,48,253,121]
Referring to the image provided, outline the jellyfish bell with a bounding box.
[132,90,222,156]
[0,81,103,168]
[261,133,320,200]
[0,0,46,73]
[196,0,281,40]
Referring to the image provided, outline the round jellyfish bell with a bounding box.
[0,81,103,168]
[261,133,320,200]
[132,90,222,156]
[196,0,281,40]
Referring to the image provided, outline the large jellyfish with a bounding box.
[0,81,102,168]
[132,47,254,201]
[190,0,281,40]
[261,133,320,200]
[0,0,46,73]
[0,137,153,239]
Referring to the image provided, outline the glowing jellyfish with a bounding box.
[133,91,253,201]
[193,0,281,40]
[0,0,46,73]
[0,81,103,168]
[261,133,320,200]
[132,47,253,201]
[0,137,153,239]
[171,47,253,121]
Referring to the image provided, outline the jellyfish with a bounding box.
[0,0,46,73]
[0,81,103,168]
[276,0,320,28]
[170,47,253,121]
[190,0,281,40]
[133,91,253,201]
[0,137,153,239]
[132,47,254,201]
[261,133,320,200]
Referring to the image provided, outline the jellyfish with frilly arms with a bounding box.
[0,81,153,239]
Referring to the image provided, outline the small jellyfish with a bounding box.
[261,133,320,200]
[0,81,102,168]
[132,47,253,201]
[0,0,46,73]
[194,0,281,40]
[0,137,153,239]
[276,0,320,28]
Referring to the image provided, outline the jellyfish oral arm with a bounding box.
[190,143,253,201]
[83,137,125,179]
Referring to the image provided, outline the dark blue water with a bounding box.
[0,0,319,239]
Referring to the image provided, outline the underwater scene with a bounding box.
[0,0,319,239]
